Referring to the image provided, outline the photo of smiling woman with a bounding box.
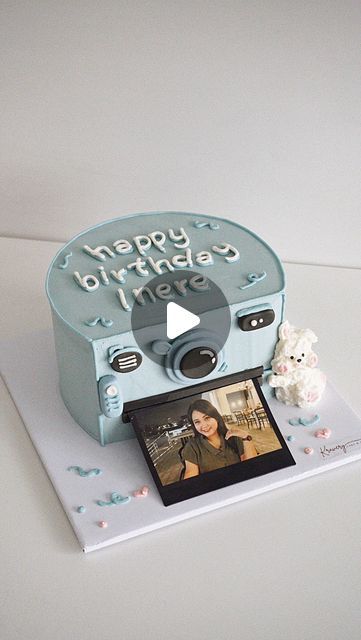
[181,399,258,478]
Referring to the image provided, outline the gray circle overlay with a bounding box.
[130,270,231,371]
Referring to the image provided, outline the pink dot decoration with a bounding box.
[98,520,108,528]
[134,485,149,498]
[304,447,314,455]
[315,428,332,439]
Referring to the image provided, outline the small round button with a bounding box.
[106,385,118,397]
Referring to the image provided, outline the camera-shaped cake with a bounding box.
[46,211,285,445]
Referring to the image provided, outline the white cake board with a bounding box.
[1,330,361,553]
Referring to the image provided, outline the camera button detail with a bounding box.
[98,375,123,418]
[106,385,118,397]
[236,305,275,332]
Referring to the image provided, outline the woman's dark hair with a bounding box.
[187,398,238,451]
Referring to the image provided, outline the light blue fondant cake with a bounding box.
[46,211,285,445]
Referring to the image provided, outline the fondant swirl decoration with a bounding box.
[57,252,72,269]
[288,415,320,427]
[67,466,102,477]
[193,220,220,230]
[96,491,131,506]
[85,317,114,328]
[240,271,267,290]
[299,415,320,426]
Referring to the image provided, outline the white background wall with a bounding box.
[1,0,360,267]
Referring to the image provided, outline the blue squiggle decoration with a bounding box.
[288,415,320,427]
[240,271,267,290]
[85,317,113,328]
[219,362,228,372]
[68,466,102,477]
[97,492,131,506]
[193,220,220,230]
[300,414,320,426]
[58,252,73,269]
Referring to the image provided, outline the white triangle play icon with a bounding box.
[166,302,200,340]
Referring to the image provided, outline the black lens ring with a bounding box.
[179,346,218,379]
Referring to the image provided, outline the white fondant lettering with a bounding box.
[195,250,214,267]
[173,279,188,296]
[110,268,127,284]
[113,239,133,255]
[117,288,131,311]
[83,245,115,262]
[133,235,152,256]
[212,242,240,263]
[132,286,156,305]
[97,266,109,285]
[73,271,99,292]
[149,231,166,253]
[168,227,190,248]
[155,283,175,300]
[147,257,175,275]
[171,248,193,269]
[189,274,209,291]
[113,275,214,311]
[127,258,149,277]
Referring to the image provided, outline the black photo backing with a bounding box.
[127,369,295,506]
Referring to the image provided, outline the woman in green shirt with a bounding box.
[182,399,258,479]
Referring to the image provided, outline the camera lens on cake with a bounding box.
[179,347,218,379]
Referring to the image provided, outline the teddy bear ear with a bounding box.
[307,352,318,367]
[278,321,291,340]
[304,329,318,343]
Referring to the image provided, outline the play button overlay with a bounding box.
[131,269,231,372]
[166,302,200,339]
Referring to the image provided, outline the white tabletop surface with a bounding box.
[1,237,360,640]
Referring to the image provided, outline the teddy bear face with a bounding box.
[273,348,317,375]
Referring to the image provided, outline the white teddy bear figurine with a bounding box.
[268,320,326,408]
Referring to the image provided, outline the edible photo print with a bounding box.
[129,373,295,505]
